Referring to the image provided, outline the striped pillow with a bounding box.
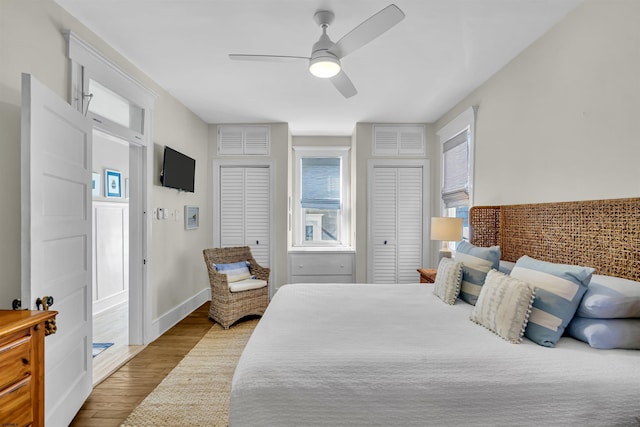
[214,261,252,283]
[470,269,535,343]
[510,255,594,347]
[433,257,463,305]
[455,241,500,305]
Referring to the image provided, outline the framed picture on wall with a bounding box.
[105,169,122,198]
[185,205,199,230]
[92,172,101,197]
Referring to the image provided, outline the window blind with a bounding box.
[442,130,469,208]
[301,157,341,210]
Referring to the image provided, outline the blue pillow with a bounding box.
[510,256,594,347]
[568,317,640,350]
[576,275,640,318]
[213,261,252,283]
[454,241,500,305]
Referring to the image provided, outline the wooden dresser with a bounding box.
[0,310,57,427]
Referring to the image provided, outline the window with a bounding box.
[442,130,469,209]
[88,79,144,134]
[437,106,477,244]
[292,147,350,247]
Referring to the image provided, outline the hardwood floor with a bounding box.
[93,301,146,387]
[71,302,213,426]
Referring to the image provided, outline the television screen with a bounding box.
[161,146,195,192]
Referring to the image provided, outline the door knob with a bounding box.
[35,295,57,336]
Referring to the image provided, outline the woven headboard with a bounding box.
[469,198,640,282]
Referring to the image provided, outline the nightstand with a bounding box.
[417,268,437,283]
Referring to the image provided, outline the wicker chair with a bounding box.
[203,246,270,329]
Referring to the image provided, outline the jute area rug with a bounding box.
[121,319,258,427]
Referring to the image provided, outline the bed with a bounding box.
[229,198,640,426]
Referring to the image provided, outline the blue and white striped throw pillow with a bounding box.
[455,241,500,305]
[510,255,594,347]
[214,261,252,283]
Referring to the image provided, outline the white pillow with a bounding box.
[470,269,535,344]
[432,257,463,305]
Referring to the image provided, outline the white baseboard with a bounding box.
[93,290,128,315]
[149,287,211,342]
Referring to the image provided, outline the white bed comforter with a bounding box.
[230,284,640,426]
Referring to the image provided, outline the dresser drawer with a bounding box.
[290,275,355,284]
[290,253,354,276]
[0,335,31,390]
[0,376,33,427]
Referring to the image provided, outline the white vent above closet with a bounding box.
[372,125,425,156]
[217,125,270,155]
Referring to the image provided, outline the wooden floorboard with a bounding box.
[70,302,213,426]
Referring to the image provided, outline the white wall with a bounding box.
[436,0,640,205]
[0,0,211,333]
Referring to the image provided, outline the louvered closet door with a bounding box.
[220,167,245,247]
[219,166,270,268]
[244,167,270,266]
[371,168,398,283]
[396,167,423,282]
[370,166,423,283]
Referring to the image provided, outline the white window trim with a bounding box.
[292,146,351,249]
[436,106,477,211]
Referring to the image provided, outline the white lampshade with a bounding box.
[431,217,463,241]
[309,55,341,78]
[431,217,463,262]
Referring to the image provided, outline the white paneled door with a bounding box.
[21,74,93,426]
[219,165,271,268]
[369,162,427,283]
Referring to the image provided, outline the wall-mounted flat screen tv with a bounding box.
[161,146,195,192]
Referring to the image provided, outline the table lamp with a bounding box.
[431,217,464,261]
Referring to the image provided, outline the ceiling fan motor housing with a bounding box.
[309,12,340,78]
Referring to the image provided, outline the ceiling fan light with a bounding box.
[309,56,341,78]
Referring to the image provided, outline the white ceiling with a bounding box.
[53,0,582,136]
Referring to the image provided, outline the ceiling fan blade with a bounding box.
[332,4,405,59]
[229,54,309,62]
[331,70,357,98]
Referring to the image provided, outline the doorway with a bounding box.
[91,129,145,384]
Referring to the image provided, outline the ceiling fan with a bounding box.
[229,4,405,98]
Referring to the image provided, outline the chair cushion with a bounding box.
[228,278,268,293]
[214,261,252,283]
